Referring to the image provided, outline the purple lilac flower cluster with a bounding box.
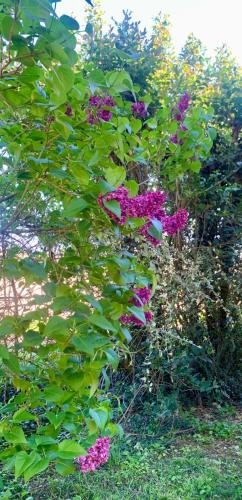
[76,437,110,473]
[140,208,189,246]
[127,191,167,218]
[98,186,130,225]
[121,310,153,326]
[174,92,190,121]
[131,101,147,119]
[131,286,151,306]
[98,187,188,246]
[120,287,152,326]
[87,96,115,124]
[98,188,167,226]
[171,92,190,145]
[65,103,73,117]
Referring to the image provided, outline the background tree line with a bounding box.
[83,2,242,410]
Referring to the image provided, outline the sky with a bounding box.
[57,0,242,65]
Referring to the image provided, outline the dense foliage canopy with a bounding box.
[0,0,241,482]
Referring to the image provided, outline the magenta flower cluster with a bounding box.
[87,96,115,124]
[171,92,190,145]
[131,101,147,119]
[170,125,188,145]
[76,437,110,473]
[98,186,130,225]
[174,92,190,121]
[65,103,73,117]
[140,208,189,245]
[98,187,188,246]
[131,286,151,306]
[120,287,152,326]
[98,187,166,226]
[121,310,153,326]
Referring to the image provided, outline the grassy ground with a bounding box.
[1,408,241,499]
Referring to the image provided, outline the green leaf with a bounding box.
[0,317,16,338]
[28,156,53,165]
[72,333,109,355]
[128,306,146,324]
[50,65,75,105]
[105,166,126,187]
[107,70,135,95]
[44,385,72,403]
[22,330,42,347]
[89,314,117,332]
[13,409,36,423]
[0,345,9,359]
[130,118,142,133]
[84,295,103,313]
[124,180,139,197]
[87,371,99,397]
[89,408,108,430]
[3,352,20,374]
[18,66,43,84]
[46,412,65,429]
[35,435,57,447]
[60,15,80,31]
[21,258,47,281]
[147,219,163,241]
[70,165,89,186]
[105,422,124,437]
[15,451,36,480]
[208,127,217,141]
[85,22,93,36]
[103,199,121,219]
[64,371,84,391]
[44,317,69,339]
[189,160,201,172]
[24,457,50,482]
[105,348,119,369]
[58,440,86,460]
[88,69,106,93]
[146,118,157,129]
[3,426,26,445]
[55,460,76,476]
[117,117,131,133]
[63,198,88,217]
[1,16,21,40]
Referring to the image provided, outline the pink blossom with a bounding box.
[46,115,55,123]
[170,134,179,144]
[120,310,153,326]
[98,186,129,224]
[87,95,115,124]
[76,437,110,474]
[177,92,190,113]
[120,287,152,327]
[65,104,73,117]
[131,287,151,306]
[98,188,188,246]
[174,112,184,122]
[173,93,190,123]
[170,133,183,145]
[170,125,188,145]
[98,189,166,224]
[131,101,147,119]
[97,109,113,122]
[89,96,103,107]
[140,208,189,245]
[87,109,99,125]
[89,95,115,108]
[127,192,166,218]
[102,96,116,107]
